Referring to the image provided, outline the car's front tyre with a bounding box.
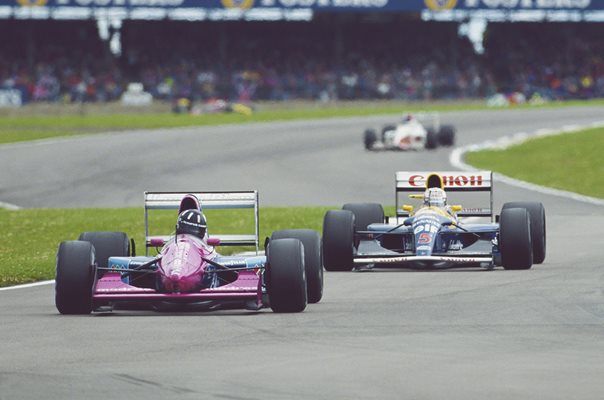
[55,240,96,314]
[364,129,377,150]
[78,231,130,278]
[438,125,456,146]
[266,238,307,313]
[271,229,323,304]
[425,128,438,149]
[500,208,533,270]
[322,210,354,271]
[342,203,384,231]
[502,202,546,264]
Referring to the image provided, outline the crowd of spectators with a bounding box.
[1,19,603,105]
[124,19,489,103]
[485,22,604,101]
[0,21,124,103]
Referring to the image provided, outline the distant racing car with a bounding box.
[322,171,546,271]
[364,113,455,151]
[55,191,323,314]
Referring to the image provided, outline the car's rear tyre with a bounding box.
[381,125,396,142]
[342,203,384,231]
[322,210,354,271]
[78,231,130,278]
[425,128,438,149]
[500,208,533,270]
[267,238,307,313]
[502,202,546,264]
[271,229,323,304]
[438,125,456,146]
[364,129,377,150]
[55,240,96,314]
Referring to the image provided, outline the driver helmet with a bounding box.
[424,187,447,207]
[176,209,207,238]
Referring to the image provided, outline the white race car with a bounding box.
[364,113,455,151]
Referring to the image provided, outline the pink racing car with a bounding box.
[55,192,323,314]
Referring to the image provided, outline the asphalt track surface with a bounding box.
[1,107,604,399]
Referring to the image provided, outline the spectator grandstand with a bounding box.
[485,22,604,100]
[1,17,603,104]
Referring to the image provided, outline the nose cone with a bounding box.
[162,270,202,293]
[159,237,208,293]
[168,272,185,293]
[415,231,435,256]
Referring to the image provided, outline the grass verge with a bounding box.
[0,206,351,287]
[465,127,604,198]
[2,98,604,145]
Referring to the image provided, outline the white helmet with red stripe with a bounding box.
[423,187,447,207]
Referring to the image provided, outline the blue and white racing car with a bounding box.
[322,171,546,271]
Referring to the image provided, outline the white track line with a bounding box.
[0,280,54,292]
[4,120,604,292]
[0,201,21,210]
[450,121,604,207]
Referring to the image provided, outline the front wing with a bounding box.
[92,271,261,305]
[353,235,495,267]
[354,255,493,265]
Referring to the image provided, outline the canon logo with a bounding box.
[408,175,484,187]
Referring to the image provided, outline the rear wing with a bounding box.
[412,112,441,130]
[144,191,259,255]
[395,171,493,220]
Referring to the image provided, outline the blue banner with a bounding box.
[1,0,602,20]
[3,0,601,10]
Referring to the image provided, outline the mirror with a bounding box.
[451,205,462,212]
[207,237,221,246]
[402,205,414,212]
[149,237,165,247]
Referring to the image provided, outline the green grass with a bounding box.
[3,103,604,286]
[1,205,403,286]
[465,127,604,198]
[0,206,336,287]
[2,98,604,144]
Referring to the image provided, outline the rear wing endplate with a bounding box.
[395,171,493,220]
[144,191,259,255]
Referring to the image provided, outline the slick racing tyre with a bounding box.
[78,231,130,279]
[364,129,378,150]
[271,229,323,304]
[267,238,307,313]
[342,203,384,231]
[438,125,455,147]
[502,202,546,264]
[425,128,438,149]
[322,210,354,271]
[55,240,96,314]
[499,208,533,270]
